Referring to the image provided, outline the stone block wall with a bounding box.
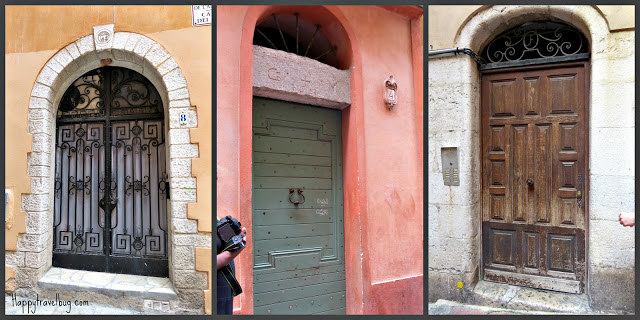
[586,28,635,313]
[427,55,481,302]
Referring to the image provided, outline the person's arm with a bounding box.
[217,250,242,270]
[619,212,635,227]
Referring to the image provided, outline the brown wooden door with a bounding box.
[481,61,588,293]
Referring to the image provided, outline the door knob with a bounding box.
[526,178,534,186]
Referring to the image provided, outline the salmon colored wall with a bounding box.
[216,5,247,313]
[5,5,211,311]
[345,5,423,284]
[6,5,192,54]
[216,5,423,315]
[4,50,48,251]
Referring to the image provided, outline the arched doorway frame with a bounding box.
[456,5,610,299]
[19,30,202,310]
[235,5,370,314]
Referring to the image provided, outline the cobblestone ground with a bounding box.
[5,295,143,315]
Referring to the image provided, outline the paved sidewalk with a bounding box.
[429,299,573,315]
[6,295,143,315]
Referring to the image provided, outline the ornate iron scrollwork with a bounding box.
[482,21,589,64]
[54,67,168,276]
[58,71,104,118]
[57,67,163,120]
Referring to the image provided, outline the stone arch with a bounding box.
[19,29,203,310]
[455,5,609,54]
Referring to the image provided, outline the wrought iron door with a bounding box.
[53,67,169,277]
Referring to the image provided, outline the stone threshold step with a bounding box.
[468,280,591,313]
[37,267,177,301]
[429,299,575,315]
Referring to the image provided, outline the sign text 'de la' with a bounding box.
[192,5,212,27]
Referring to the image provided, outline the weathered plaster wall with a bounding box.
[343,6,423,314]
[217,5,423,315]
[5,5,212,314]
[428,5,635,313]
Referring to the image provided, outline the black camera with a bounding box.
[217,215,245,251]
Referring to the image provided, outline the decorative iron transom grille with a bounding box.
[53,67,168,277]
[481,21,589,65]
[253,13,339,68]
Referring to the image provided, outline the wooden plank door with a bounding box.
[481,62,588,293]
[252,97,346,314]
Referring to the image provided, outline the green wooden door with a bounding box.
[252,97,346,315]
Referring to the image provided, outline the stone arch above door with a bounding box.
[20,28,204,310]
[455,6,609,54]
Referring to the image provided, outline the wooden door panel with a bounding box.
[523,76,543,116]
[548,73,580,115]
[252,97,346,314]
[511,125,527,223]
[489,78,518,117]
[533,124,552,223]
[482,62,588,293]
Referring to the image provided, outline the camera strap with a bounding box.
[218,217,243,296]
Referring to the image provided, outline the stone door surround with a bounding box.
[14,25,206,313]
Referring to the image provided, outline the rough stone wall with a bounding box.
[586,27,635,313]
[427,55,481,302]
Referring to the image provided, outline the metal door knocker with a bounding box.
[289,188,305,205]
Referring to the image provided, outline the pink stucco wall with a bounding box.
[217,5,423,314]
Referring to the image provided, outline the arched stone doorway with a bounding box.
[453,5,631,309]
[18,26,202,312]
[478,20,590,293]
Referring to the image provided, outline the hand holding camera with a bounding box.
[217,215,247,251]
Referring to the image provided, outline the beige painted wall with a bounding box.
[5,5,212,313]
[428,5,634,50]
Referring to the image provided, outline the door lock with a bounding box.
[577,174,583,208]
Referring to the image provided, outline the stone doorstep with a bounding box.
[429,299,574,315]
[37,267,178,302]
[468,280,592,313]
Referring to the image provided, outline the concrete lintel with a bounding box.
[252,45,351,110]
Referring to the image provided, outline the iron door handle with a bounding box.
[289,188,305,205]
